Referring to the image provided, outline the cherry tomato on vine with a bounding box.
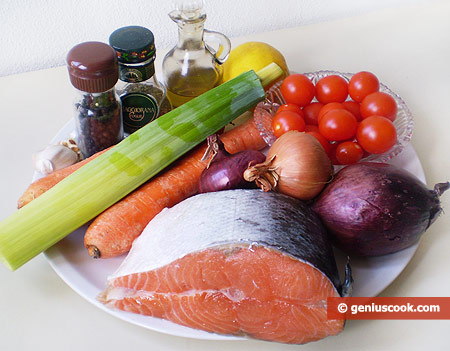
[356,115,397,154]
[271,111,306,138]
[280,74,315,107]
[348,71,380,102]
[317,102,344,123]
[315,75,348,104]
[360,92,397,121]
[335,141,364,165]
[342,100,362,121]
[277,103,304,116]
[302,102,324,125]
[319,109,358,141]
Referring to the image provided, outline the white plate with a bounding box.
[41,118,426,341]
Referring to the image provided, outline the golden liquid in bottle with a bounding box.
[165,66,221,108]
[166,89,199,107]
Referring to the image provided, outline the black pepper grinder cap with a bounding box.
[66,41,119,93]
[109,26,156,64]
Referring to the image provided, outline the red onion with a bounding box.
[313,162,449,256]
[198,135,266,193]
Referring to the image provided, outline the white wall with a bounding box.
[1,0,428,77]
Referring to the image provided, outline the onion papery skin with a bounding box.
[198,135,266,194]
[313,162,449,257]
[244,131,333,200]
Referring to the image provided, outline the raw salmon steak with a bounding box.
[100,189,351,344]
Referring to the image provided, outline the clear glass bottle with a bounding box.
[162,0,231,108]
[66,41,123,158]
[109,26,172,134]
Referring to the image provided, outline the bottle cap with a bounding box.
[66,41,119,93]
[109,26,156,64]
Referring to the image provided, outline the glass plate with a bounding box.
[254,70,414,165]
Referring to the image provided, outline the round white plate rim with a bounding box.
[41,118,426,341]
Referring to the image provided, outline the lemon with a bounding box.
[222,41,289,83]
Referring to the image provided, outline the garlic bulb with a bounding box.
[32,144,80,175]
[59,138,82,158]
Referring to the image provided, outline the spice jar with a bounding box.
[66,41,123,158]
[109,26,172,134]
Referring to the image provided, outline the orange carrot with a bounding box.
[84,115,269,258]
[17,148,110,209]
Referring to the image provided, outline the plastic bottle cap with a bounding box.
[66,41,119,93]
[109,26,156,64]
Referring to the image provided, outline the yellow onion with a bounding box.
[243,131,333,200]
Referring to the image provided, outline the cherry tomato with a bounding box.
[342,100,362,121]
[280,74,315,107]
[305,124,320,133]
[356,115,397,154]
[335,141,364,165]
[317,102,345,123]
[271,111,306,138]
[328,142,340,165]
[348,71,380,102]
[307,131,332,155]
[302,102,323,125]
[277,103,304,116]
[319,109,358,141]
[360,92,397,121]
[315,75,348,104]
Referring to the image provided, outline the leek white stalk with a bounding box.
[0,64,283,270]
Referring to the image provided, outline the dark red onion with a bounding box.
[198,135,266,193]
[312,162,449,257]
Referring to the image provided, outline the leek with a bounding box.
[0,63,283,270]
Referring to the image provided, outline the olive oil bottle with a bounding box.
[162,1,231,108]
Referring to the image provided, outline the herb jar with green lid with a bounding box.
[109,26,172,134]
[66,41,123,158]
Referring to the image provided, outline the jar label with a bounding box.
[121,93,159,133]
[119,61,155,83]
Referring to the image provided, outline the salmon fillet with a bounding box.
[99,190,351,344]
[101,246,343,344]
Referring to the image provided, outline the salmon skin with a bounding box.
[100,189,352,344]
